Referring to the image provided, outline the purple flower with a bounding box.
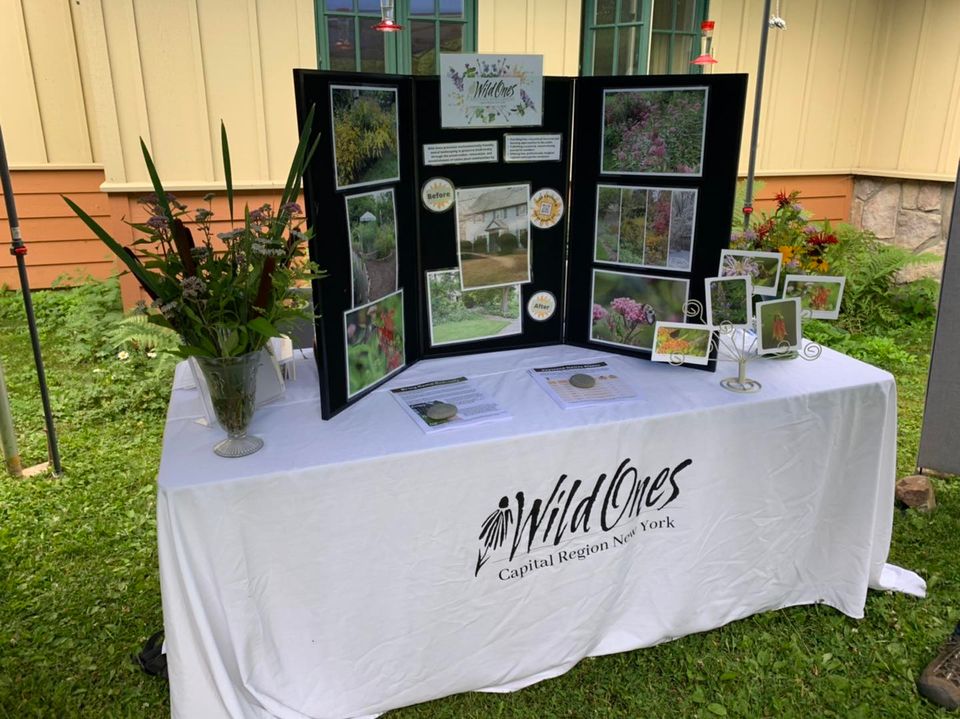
[146,215,168,230]
[803,224,818,235]
[520,89,535,110]
[280,202,302,216]
[592,304,607,321]
[249,209,266,223]
[194,208,214,223]
[743,230,758,241]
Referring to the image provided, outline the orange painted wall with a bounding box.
[751,175,853,223]
[0,170,117,289]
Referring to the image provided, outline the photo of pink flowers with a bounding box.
[344,289,405,398]
[590,269,689,350]
[601,87,707,176]
[718,249,782,296]
[594,185,697,270]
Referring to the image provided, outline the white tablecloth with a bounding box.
[157,344,922,719]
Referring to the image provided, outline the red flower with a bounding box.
[772,313,787,342]
[775,190,790,208]
[807,232,838,247]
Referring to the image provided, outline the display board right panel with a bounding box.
[565,74,748,371]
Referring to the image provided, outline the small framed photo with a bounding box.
[705,275,753,328]
[719,249,782,297]
[652,322,713,366]
[756,297,801,355]
[782,275,846,320]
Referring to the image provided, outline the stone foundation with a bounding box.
[853,176,954,281]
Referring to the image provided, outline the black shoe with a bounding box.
[918,624,960,710]
[135,630,168,680]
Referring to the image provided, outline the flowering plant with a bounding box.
[64,110,323,359]
[592,297,657,345]
[731,190,838,275]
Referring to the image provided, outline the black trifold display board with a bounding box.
[294,69,747,419]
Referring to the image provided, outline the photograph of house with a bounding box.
[455,184,531,289]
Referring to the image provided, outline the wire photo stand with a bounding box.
[676,300,822,393]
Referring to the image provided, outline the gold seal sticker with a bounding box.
[421,177,455,213]
[529,188,564,229]
[526,291,556,321]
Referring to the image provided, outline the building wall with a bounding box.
[477,0,582,76]
[3,0,959,293]
[710,0,960,182]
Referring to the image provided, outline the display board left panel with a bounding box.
[295,70,422,419]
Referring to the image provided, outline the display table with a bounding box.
[157,344,921,719]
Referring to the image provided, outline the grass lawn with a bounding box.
[432,317,511,344]
[0,279,957,717]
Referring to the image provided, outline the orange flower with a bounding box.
[772,313,787,342]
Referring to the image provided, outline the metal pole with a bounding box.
[742,0,774,231]
[0,125,62,476]
[0,358,22,477]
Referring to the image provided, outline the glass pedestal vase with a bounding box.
[194,352,264,458]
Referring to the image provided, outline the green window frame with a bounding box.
[580,0,709,76]
[316,1,477,75]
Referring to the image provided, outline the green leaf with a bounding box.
[61,195,164,300]
[221,121,234,223]
[139,139,172,219]
[247,316,278,340]
[707,703,728,716]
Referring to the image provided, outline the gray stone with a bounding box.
[901,181,919,210]
[895,209,941,250]
[855,176,884,200]
[426,402,457,420]
[851,198,864,228]
[918,183,943,212]
[941,186,954,241]
[569,373,596,389]
[861,183,901,238]
[896,260,944,283]
[895,474,936,512]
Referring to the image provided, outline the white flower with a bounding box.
[146,351,158,359]
[117,350,130,361]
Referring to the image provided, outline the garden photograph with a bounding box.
[427,270,520,346]
[594,186,696,271]
[601,87,707,175]
[720,249,782,295]
[331,85,400,189]
[706,276,751,327]
[590,269,688,350]
[344,289,405,397]
[455,184,531,290]
[652,322,712,365]
[346,188,398,307]
[757,297,801,354]
[783,275,846,320]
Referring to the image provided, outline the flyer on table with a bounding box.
[390,377,510,433]
[440,54,544,128]
[528,362,638,409]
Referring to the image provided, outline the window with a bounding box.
[317,0,477,75]
[581,0,709,76]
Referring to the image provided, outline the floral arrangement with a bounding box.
[63,110,322,359]
[731,190,838,274]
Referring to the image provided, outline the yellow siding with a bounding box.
[0,0,96,167]
[84,0,318,191]
[4,0,960,186]
[710,0,960,180]
[478,0,582,76]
